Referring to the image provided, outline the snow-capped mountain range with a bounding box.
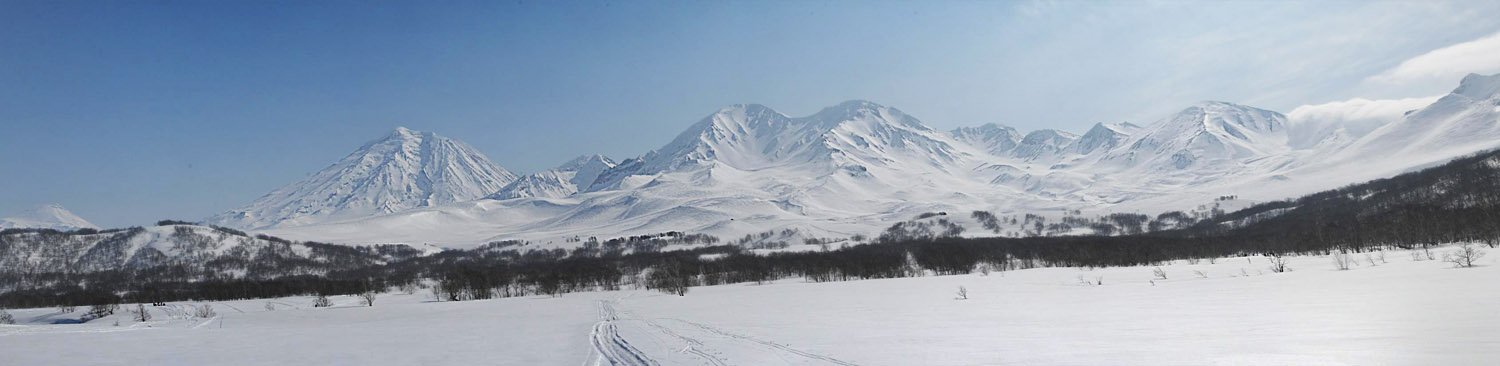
[220,73,1500,248]
[0,204,98,231]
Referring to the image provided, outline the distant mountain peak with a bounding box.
[1454,73,1500,99]
[208,128,517,229]
[0,204,98,230]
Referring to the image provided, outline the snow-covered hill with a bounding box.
[489,155,616,200]
[0,224,417,277]
[247,74,1500,248]
[0,204,97,231]
[207,127,518,230]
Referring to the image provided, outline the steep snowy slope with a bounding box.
[207,127,517,230]
[949,123,1022,156]
[0,204,98,231]
[489,155,616,200]
[1339,73,1500,166]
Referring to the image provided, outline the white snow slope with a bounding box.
[255,74,1500,248]
[3,245,1496,365]
[0,204,97,231]
[207,127,518,230]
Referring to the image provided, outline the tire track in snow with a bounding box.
[589,300,658,366]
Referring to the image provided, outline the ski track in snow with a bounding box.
[596,299,858,366]
[657,317,858,366]
[589,300,658,366]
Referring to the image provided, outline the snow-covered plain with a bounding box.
[4,245,1495,365]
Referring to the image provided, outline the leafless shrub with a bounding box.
[0,308,13,324]
[131,304,151,322]
[313,295,332,308]
[1333,252,1353,271]
[264,302,276,311]
[194,304,216,319]
[1267,255,1291,273]
[1444,243,1486,268]
[1193,270,1208,278]
[1152,267,1168,280]
[359,291,377,307]
[955,286,968,300]
[84,304,117,321]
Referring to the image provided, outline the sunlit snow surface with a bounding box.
[4,245,1496,365]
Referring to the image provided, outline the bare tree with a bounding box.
[955,286,968,300]
[1152,267,1168,280]
[58,305,76,314]
[0,308,13,324]
[359,291,377,307]
[1267,255,1291,273]
[132,304,152,322]
[264,302,276,311]
[1444,243,1486,268]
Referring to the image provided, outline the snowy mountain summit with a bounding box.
[0,204,98,231]
[208,127,518,229]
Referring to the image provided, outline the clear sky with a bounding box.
[4,0,1500,227]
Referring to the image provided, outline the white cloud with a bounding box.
[1367,30,1500,87]
[1286,95,1441,147]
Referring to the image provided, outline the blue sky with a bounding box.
[3,0,1500,227]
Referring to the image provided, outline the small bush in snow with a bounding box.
[1152,267,1168,280]
[1193,270,1208,278]
[359,291,377,307]
[265,302,276,311]
[1444,243,1486,268]
[0,308,13,324]
[313,295,332,308]
[194,305,216,319]
[1267,255,1291,273]
[1332,252,1353,271]
[58,305,76,314]
[955,286,968,300]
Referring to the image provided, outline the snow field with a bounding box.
[2,245,1495,365]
